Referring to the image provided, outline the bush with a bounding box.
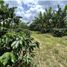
[51,28,66,37]
[0,30,39,67]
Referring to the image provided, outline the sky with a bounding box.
[4,0,67,23]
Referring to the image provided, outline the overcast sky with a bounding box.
[4,0,67,22]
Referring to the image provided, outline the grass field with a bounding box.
[31,31,67,67]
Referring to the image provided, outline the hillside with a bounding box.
[31,31,67,67]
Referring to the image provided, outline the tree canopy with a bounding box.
[30,5,67,36]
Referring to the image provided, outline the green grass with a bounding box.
[31,31,67,67]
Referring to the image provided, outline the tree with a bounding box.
[30,5,67,36]
[0,0,22,28]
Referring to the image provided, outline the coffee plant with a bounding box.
[0,1,39,67]
[0,28,39,67]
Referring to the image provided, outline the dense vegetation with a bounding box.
[0,0,67,67]
[30,5,67,37]
[0,1,39,67]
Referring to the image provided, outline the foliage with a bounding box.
[0,30,39,67]
[0,0,39,67]
[0,0,24,29]
[0,52,16,67]
[29,5,67,37]
[51,28,66,37]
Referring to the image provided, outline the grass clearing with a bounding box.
[31,31,67,67]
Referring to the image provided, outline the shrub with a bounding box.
[0,30,39,67]
[51,28,66,37]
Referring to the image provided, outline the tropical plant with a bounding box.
[0,30,39,67]
[30,5,67,36]
[0,0,39,67]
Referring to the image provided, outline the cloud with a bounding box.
[4,0,67,22]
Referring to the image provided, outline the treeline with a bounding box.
[30,5,67,37]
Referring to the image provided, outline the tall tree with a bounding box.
[0,0,21,28]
